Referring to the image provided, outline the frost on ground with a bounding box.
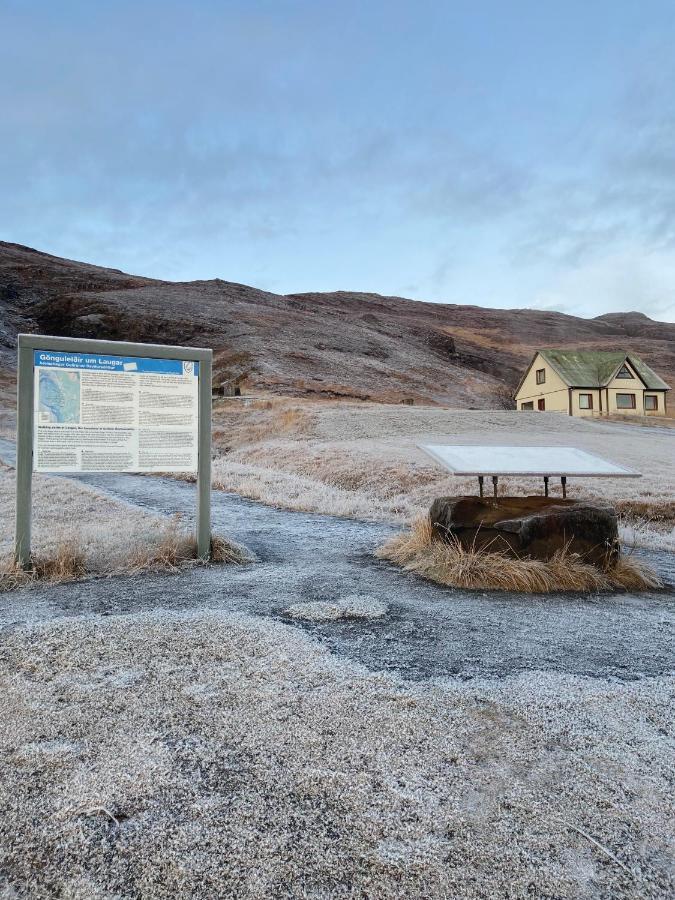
[0,465,165,571]
[620,521,675,553]
[0,610,673,899]
[210,401,675,552]
[0,466,248,585]
[284,595,388,621]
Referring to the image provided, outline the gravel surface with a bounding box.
[0,455,673,681]
[284,597,389,621]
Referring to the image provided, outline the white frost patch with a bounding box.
[0,610,673,897]
[284,596,388,621]
[0,468,165,572]
[620,522,675,553]
[15,739,83,761]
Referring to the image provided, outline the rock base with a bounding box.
[429,496,619,567]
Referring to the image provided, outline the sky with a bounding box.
[2,0,675,320]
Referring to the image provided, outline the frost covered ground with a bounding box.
[1,611,674,899]
[0,412,674,897]
[210,401,675,552]
[0,460,166,573]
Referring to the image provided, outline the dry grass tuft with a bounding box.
[126,517,196,573]
[0,539,87,592]
[377,516,663,594]
[210,534,251,565]
[127,517,250,572]
[615,499,675,525]
[0,563,33,593]
[607,555,664,591]
[33,539,87,582]
[0,521,250,592]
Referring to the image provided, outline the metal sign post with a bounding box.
[15,334,212,567]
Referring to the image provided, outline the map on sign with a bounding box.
[38,369,81,424]
[33,350,199,473]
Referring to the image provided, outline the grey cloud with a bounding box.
[2,0,675,319]
[511,65,675,270]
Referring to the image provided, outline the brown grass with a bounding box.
[210,534,251,564]
[605,554,664,590]
[615,499,675,526]
[376,516,663,593]
[212,399,313,449]
[127,517,250,573]
[0,539,87,592]
[0,521,250,592]
[33,539,87,582]
[126,518,197,573]
[604,412,675,428]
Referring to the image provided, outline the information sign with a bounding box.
[33,350,199,473]
[15,335,212,566]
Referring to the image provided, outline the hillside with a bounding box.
[1,241,674,406]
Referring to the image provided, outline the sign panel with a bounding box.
[33,350,199,473]
[419,444,640,477]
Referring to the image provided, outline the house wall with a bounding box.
[605,389,667,416]
[570,389,602,417]
[516,354,669,417]
[515,354,569,413]
[606,389,641,415]
[603,363,643,415]
[643,392,667,416]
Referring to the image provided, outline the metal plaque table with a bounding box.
[419,445,640,497]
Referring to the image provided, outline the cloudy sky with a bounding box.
[2,0,675,320]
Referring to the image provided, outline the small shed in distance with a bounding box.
[213,381,242,398]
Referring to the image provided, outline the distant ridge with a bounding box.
[1,241,674,407]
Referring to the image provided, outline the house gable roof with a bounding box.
[536,349,670,390]
[624,354,671,391]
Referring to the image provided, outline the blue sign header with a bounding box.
[34,350,199,376]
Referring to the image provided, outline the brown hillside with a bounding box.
[1,241,673,406]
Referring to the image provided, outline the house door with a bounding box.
[538,398,545,411]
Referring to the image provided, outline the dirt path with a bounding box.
[1,440,673,681]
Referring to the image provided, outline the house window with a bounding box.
[616,364,633,379]
[537,398,546,411]
[644,395,658,411]
[579,393,593,410]
[521,401,534,410]
[536,368,546,384]
[616,393,636,409]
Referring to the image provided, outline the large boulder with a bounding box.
[429,496,619,567]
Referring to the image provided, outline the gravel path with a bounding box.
[1,438,673,682]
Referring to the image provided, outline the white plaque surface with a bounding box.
[419,445,640,478]
[33,349,199,473]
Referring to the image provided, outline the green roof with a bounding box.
[537,349,670,390]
